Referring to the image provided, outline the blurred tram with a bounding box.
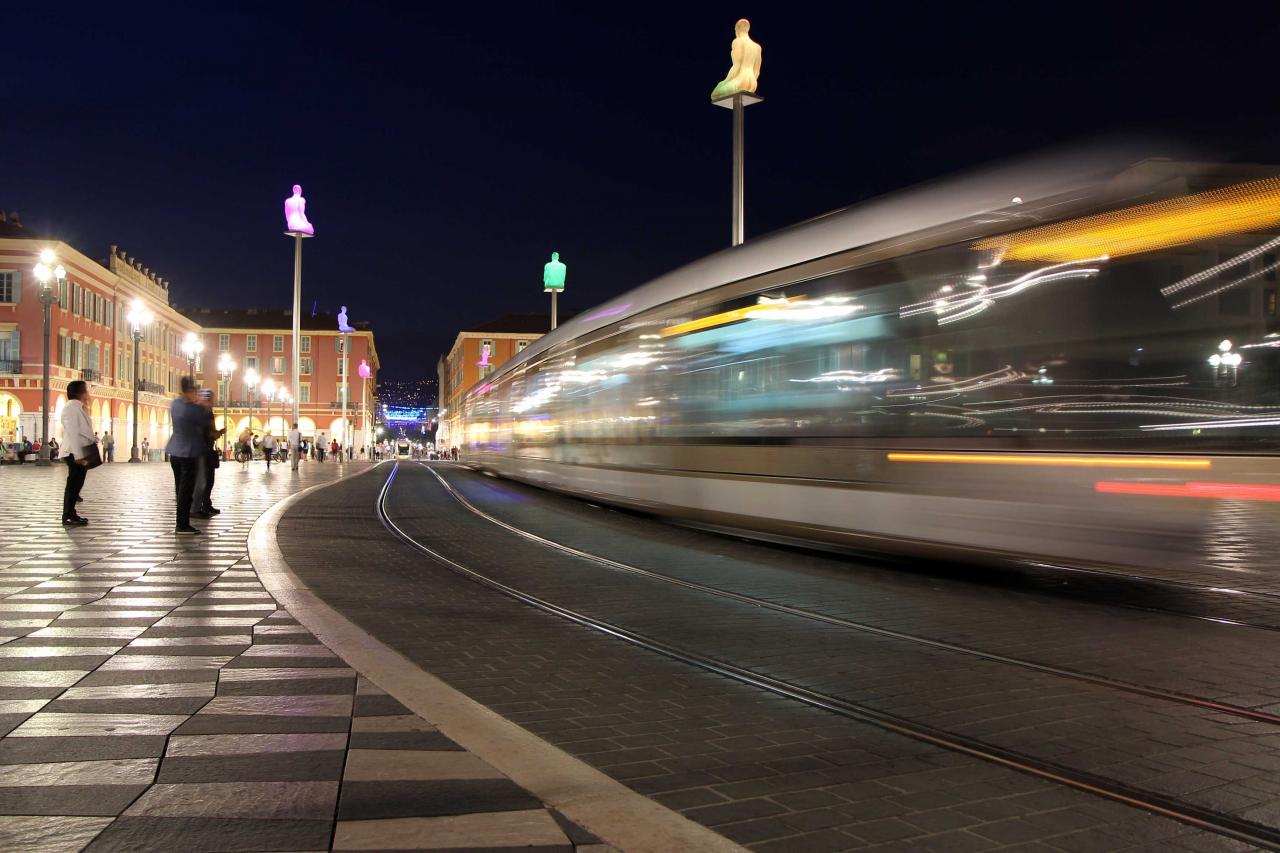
[458,152,1280,576]
[396,439,412,460]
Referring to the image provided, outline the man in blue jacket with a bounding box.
[167,377,209,535]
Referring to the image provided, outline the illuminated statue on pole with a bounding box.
[337,306,355,333]
[543,252,566,291]
[710,19,762,100]
[284,185,315,235]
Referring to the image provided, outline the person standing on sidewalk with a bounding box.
[102,431,115,463]
[288,423,302,471]
[58,380,96,526]
[191,390,223,519]
[141,437,149,461]
[167,378,206,535]
[262,431,278,471]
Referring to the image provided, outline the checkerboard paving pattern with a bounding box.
[0,463,612,852]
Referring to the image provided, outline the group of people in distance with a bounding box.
[54,376,354,534]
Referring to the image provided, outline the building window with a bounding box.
[517,340,529,352]
[105,300,113,329]
[245,356,258,371]
[273,335,284,352]
[299,383,311,403]
[301,335,311,353]
[271,357,285,374]
[0,272,14,303]
[73,285,81,317]
[218,334,230,351]
[60,279,69,310]
[300,357,313,375]
[335,337,345,353]
[246,335,257,352]
[479,364,494,379]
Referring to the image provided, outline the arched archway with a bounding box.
[297,416,317,437]
[328,418,347,443]
[0,392,20,442]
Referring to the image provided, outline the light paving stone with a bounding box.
[128,636,251,647]
[342,750,502,782]
[152,616,264,627]
[57,610,169,620]
[0,815,113,852]
[29,627,148,640]
[60,683,216,701]
[0,671,88,688]
[9,713,188,737]
[0,757,158,786]
[0,700,50,714]
[253,624,314,636]
[332,809,569,850]
[124,780,338,819]
[199,694,353,717]
[217,667,356,682]
[98,655,233,671]
[0,646,122,658]
[240,644,338,658]
[166,733,349,757]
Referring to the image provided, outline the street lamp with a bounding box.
[217,352,236,457]
[31,249,66,465]
[261,378,277,442]
[126,299,154,463]
[244,367,260,450]
[181,332,204,380]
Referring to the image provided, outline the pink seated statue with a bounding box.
[284,185,314,235]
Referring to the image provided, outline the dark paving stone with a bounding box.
[348,730,464,751]
[0,686,67,700]
[117,645,250,657]
[354,693,412,716]
[83,816,332,852]
[172,715,349,735]
[0,784,148,816]
[45,698,210,715]
[0,735,168,764]
[337,779,543,820]
[216,677,356,697]
[549,808,602,845]
[222,656,343,669]
[75,670,218,687]
[157,751,347,783]
[0,656,110,671]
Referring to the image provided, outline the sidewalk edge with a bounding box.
[250,463,744,853]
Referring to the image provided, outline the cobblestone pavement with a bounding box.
[0,460,605,853]
[279,463,1256,852]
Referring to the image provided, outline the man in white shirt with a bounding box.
[288,423,302,470]
[58,380,97,525]
[262,432,278,471]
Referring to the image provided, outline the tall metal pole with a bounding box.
[732,93,744,247]
[291,234,302,426]
[129,331,141,462]
[39,295,52,464]
[551,291,558,331]
[221,383,229,458]
[341,335,349,458]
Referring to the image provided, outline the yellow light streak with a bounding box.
[974,178,1280,263]
[660,297,804,337]
[886,452,1212,469]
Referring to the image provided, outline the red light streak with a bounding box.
[1095,481,1280,502]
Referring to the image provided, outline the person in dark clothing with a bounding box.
[191,390,223,518]
[167,378,206,535]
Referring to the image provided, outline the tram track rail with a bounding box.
[419,462,1280,728]
[376,462,1280,850]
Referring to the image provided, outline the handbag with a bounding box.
[81,444,103,470]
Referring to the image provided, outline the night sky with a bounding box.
[5,2,1280,380]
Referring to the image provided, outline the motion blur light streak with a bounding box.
[1170,259,1280,310]
[1161,234,1280,296]
[973,177,1280,262]
[1096,481,1280,501]
[899,261,1101,325]
[888,453,1212,469]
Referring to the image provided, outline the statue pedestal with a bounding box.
[711,92,763,109]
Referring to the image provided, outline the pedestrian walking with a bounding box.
[288,423,302,471]
[237,427,253,466]
[58,380,97,526]
[167,377,206,535]
[262,432,278,470]
[102,431,115,463]
[191,390,223,518]
[140,437,149,461]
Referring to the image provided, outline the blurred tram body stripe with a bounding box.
[887,452,1212,469]
[1096,481,1280,502]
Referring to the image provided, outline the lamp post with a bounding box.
[542,252,566,330]
[126,299,154,463]
[31,250,66,465]
[261,378,276,442]
[244,368,260,450]
[283,184,314,429]
[181,332,203,381]
[217,352,235,458]
[339,334,350,457]
[359,359,371,458]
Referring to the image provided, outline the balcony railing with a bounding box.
[0,360,19,374]
[80,368,102,382]
[135,380,165,394]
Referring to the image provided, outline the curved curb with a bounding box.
[250,463,743,853]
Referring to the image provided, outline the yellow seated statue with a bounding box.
[711,19,762,100]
